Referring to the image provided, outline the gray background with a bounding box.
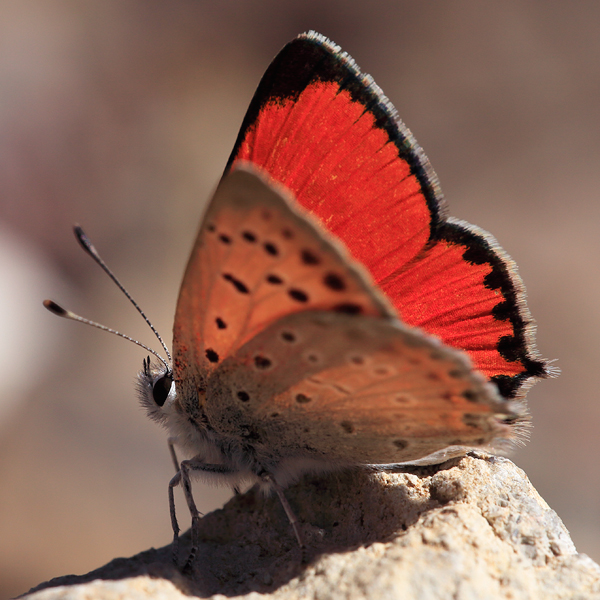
[1,2,598,597]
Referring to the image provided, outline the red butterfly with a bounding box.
[47,31,549,567]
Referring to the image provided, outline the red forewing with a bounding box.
[226,31,548,399]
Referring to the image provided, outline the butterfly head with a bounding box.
[137,356,177,425]
[137,356,213,460]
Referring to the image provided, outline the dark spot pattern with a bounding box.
[237,391,250,402]
[254,355,272,369]
[215,317,227,329]
[206,349,219,363]
[306,354,319,363]
[333,303,362,315]
[289,288,309,302]
[282,228,294,239]
[492,301,510,321]
[295,393,311,404]
[448,369,464,379]
[207,223,216,232]
[219,234,232,244]
[281,331,296,342]
[323,272,346,291]
[497,335,521,363]
[394,395,410,404]
[301,249,321,265]
[223,273,249,294]
[427,372,441,381]
[266,274,283,284]
[341,421,355,434]
[264,242,279,256]
[393,439,408,450]
[462,390,478,403]
[242,231,257,242]
[350,355,365,365]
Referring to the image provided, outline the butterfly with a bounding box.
[47,30,549,568]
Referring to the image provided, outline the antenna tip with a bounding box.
[43,299,68,316]
[73,225,93,253]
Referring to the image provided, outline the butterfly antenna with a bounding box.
[70,225,172,364]
[43,299,171,372]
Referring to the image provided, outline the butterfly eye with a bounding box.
[152,374,173,407]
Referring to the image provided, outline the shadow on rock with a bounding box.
[26,459,462,598]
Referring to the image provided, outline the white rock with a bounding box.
[22,453,600,599]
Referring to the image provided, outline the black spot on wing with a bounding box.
[206,349,219,363]
[289,288,309,302]
[263,241,279,256]
[323,272,346,291]
[333,303,362,315]
[223,273,249,294]
[254,355,272,370]
[295,393,311,404]
[300,249,321,265]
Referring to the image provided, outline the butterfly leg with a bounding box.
[167,437,180,472]
[260,472,305,558]
[168,457,239,571]
[168,469,183,566]
[167,438,184,565]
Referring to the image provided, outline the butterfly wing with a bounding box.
[173,166,394,404]
[227,31,549,399]
[206,310,513,468]
[173,164,515,466]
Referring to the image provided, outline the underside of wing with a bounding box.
[206,311,517,467]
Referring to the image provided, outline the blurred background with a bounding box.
[1,1,598,596]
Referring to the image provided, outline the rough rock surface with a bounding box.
[22,453,600,599]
